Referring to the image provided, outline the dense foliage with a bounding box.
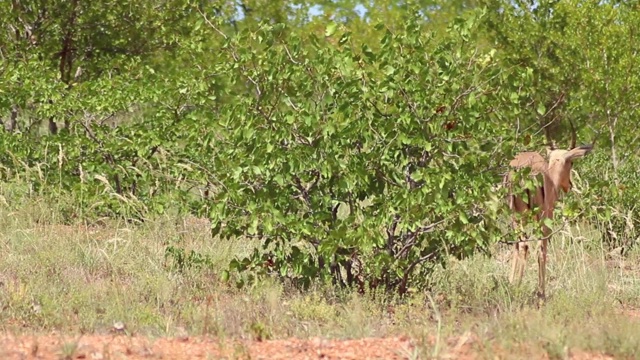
[1,0,638,294]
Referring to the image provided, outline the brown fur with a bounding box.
[504,144,593,300]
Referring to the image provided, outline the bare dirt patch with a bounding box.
[0,333,621,360]
[0,334,415,360]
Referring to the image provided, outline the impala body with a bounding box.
[504,123,593,300]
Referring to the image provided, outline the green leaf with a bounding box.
[383,65,395,76]
[220,270,230,282]
[459,212,469,225]
[325,22,338,37]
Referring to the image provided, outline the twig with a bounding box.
[396,219,446,259]
[367,99,392,118]
[247,75,261,97]
[498,226,564,245]
[285,97,300,111]
[283,45,300,65]
[197,7,227,40]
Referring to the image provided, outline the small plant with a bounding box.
[59,341,79,360]
[164,245,215,272]
[249,321,271,342]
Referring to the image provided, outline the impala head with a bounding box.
[546,145,593,193]
[544,118,593,194]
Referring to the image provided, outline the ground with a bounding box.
[0,332,624,359]
[0,334,417,359]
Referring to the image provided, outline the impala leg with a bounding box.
[510,241,520,283]
[516,241,529,282]
[537,237,548,303]
[509,242,519,283]
[537,225,550,303]
[509,217,521,283]
[509,218,529,284]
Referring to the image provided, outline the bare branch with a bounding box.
[396,219,446,260]
[539,92,566,149]
[197,7,228,40]
[568,117,577,149]
[283,45,300,65]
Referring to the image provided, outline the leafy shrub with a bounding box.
[206,10,531,294]
[573,151,640,251]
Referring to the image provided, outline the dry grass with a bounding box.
[1,184,640,358]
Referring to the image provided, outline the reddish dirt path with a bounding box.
[0,334,416,359]
[0,333,617,359]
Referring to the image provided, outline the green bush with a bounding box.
[208,10,530,294]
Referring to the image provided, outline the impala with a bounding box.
[503,120,593,300]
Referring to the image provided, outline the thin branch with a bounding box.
[247,74,262,97]
[283,45,300,65]
[447,86,476,116]
[285,97,300,112]
[367,99,392,118]
[396,219,446,259]
[398,87,419,117]
[197,7,228,40]
[293,176,311,206]
[386,214,400,256]
[399,250,437,292]
[537,92,566,144]
[498,225,564,245]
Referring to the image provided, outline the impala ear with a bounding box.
[563,144,593,160]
